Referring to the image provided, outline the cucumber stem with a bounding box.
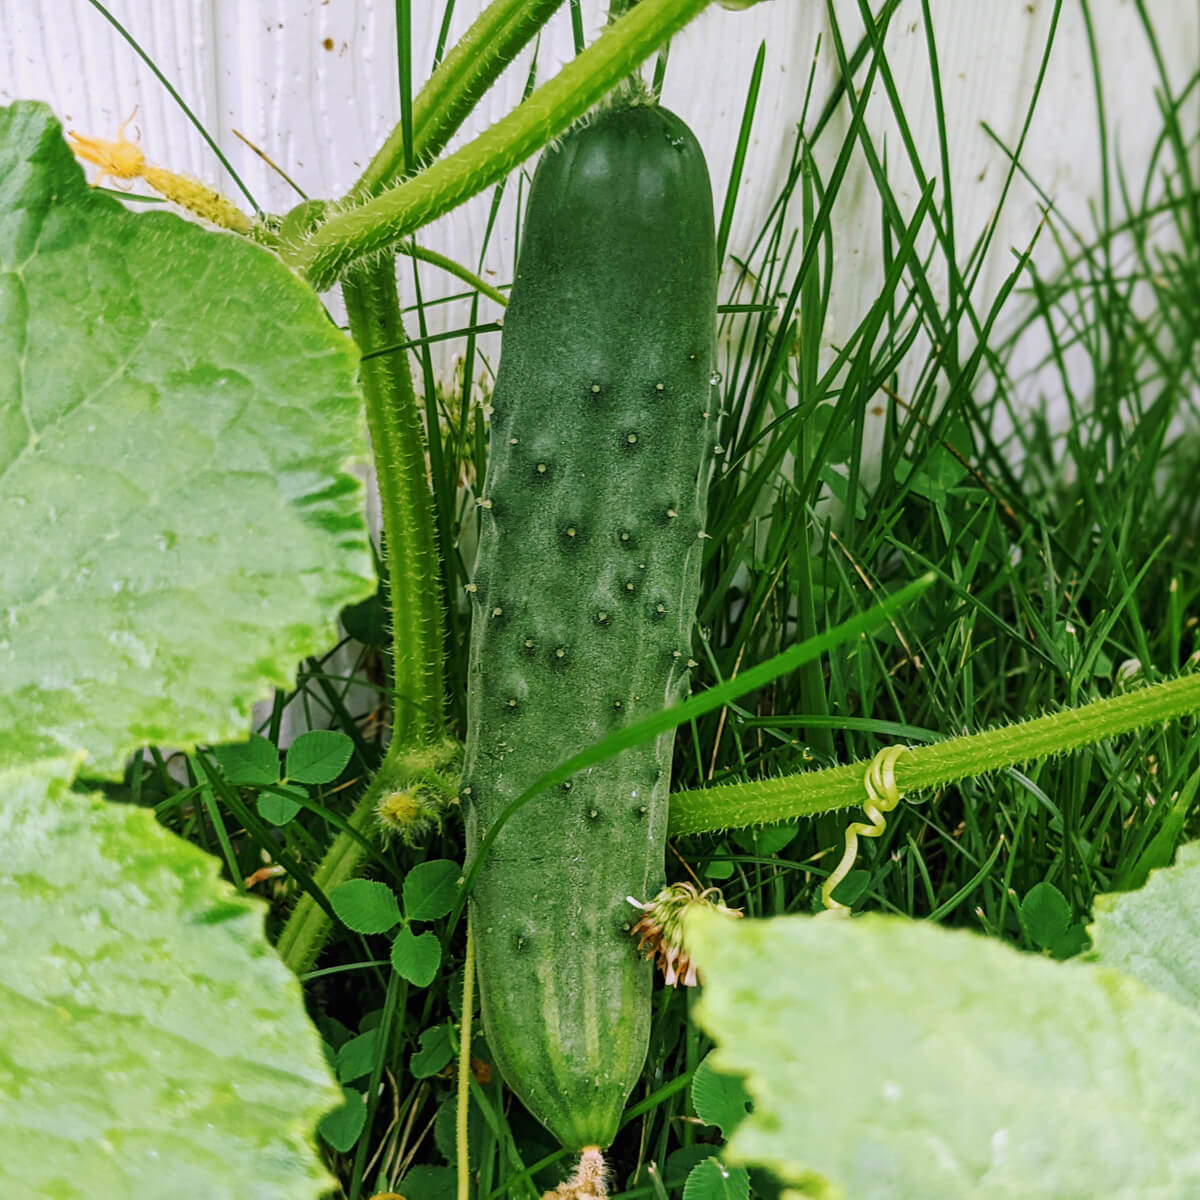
[291,0,714,289]
[276,258,449,975]
[542,1148,608,1200]
[354,0,567,197]
[456,918,476,1200]
[275,784,383,975]
[342,263,446,745]
[667,671,1200,836]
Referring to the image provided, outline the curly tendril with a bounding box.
[820,744,914,916]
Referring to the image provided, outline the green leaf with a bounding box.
[318,1014,354,1050]
[683,1158,750,1200]
[317,1087,367,1153]
[730,822,798,856]
[1047,923,1090,961]
[688,908,1200,1198]
[341,588,390,647]
[403,858,461,922]
[1019,881,1072,951]
[411,1024,455,1079]
[330,879,402,934]
[397,1164,457,1200]
[335,1029,380,1083]
[258,785,306,826]
[894,451,967,506]
[391,926,442,987]
[692,1051,752,1136]
[434,1093,485,1172]
[212,734,280,786]
[0,755,339,1197]
[666,1146,720,1186]
[704,851,735,881]
[1088,839,1200,1016]
[0,102,374,775]
[828,867,869,907]
[285,729,354,785]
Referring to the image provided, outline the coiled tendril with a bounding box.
[820,744,914,916]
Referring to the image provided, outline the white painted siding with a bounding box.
[5,2,1195,388]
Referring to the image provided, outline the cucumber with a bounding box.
[462,100,718,1150]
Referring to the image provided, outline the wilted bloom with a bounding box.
[627,882,741,986]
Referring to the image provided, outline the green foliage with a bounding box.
[1112,765,1200,892]
[9,1,1200,1196]
[403,859,461,922]
[682,1158,750,1200]
[688,863,1200,1198]
[213,735,281,786]
[319,1088,368,1153]
[0,102,374,776]
[0,755,340,1198]
[258,785,305,826]
[331,879,403,935]
[411,1024,455,1079]
[336,1030,381,1083]
[1018,882,1088,959]
[396,1165,457,1200]
[434,1091,486,1172]
[729,823,798,857]
[688,1054,753,1200]
[0,97,376,1196]
[391,926,441,986]
[1088,840,1200,1014]
[691,1052,752,1136]
[287,730,355,784]
[211,728,355,832]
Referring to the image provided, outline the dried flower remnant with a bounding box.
[628,881,741,986]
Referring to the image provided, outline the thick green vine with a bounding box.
[668,671,1200,835]
[354,0,568,195]
[276,261,450,976]
[288,0,713,289]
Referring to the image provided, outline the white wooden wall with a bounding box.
[5,1,1196,391]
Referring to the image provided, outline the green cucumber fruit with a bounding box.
[462,100,718,1150]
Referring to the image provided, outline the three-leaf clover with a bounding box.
[210,729,354,826]
[329,858,461,988]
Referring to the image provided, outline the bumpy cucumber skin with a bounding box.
[462,103,717,1150]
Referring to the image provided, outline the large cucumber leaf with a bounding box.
[0,755,341,1198]
[0,100,374,775]
[688,906,1200,1199]
[0,100,373,1194]
[1087,839,1200,1015]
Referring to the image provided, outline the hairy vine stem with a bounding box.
[354,0,567,197]
[341,264,446,746]
[456,918,476,1200]
[289,0,713,289]
[277,260,448,975]
[667,671,1200,836]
